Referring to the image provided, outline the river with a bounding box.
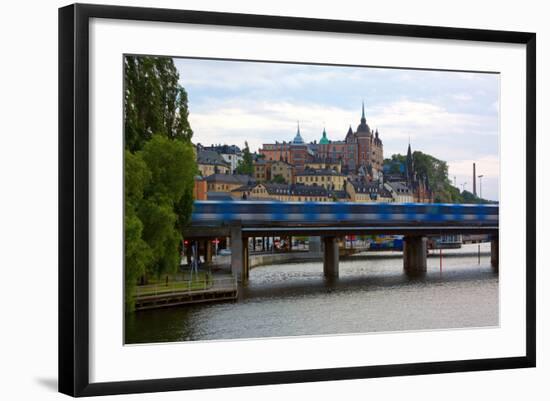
[125,243,498,344]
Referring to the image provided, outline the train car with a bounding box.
[191,201,499,228]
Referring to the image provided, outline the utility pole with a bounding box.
[473,163,477,196]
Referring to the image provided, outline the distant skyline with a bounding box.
[174,57,499,201]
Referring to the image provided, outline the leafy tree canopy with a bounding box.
[384,151,493,204]
[124,56,197,311]
[236,141,254,175]
[125,56,193,151]
[271,174,286,184]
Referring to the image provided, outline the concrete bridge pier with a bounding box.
[230,226,249,283]
[243,238,250,283]
[309,236,321,253]
[491,237,499,271]
[323,236,339,278]
[403,235,427,275]
[204,240,213,265]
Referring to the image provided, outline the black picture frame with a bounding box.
[58,3,536,397]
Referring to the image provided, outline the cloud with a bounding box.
[369,100,497,139]
[175,57,500,199]
[451,93,473,102]
[190,97,497,156]
[189,98,357,151]
[448,155,499,178]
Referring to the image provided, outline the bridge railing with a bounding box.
[134,276,237,298]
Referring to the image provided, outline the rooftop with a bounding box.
[296,168,344,177]
[197,150,230,166]
[205,174,255,185]
[201,144,242,154]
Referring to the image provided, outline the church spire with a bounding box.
[406,139,414,185]
[293,121,304,144]
[361,101,366,124]
[319,126,329,144]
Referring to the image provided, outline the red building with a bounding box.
[259,103,384,177]
[259,123,313,172]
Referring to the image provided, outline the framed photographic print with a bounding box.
[58,3,536,397]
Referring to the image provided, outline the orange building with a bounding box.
[193,177,207,200]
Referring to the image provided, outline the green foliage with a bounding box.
[124,56,193,151]
[124,210,152,312]
[137,136,196,279]
[385,151,493,204]
[461,190,494,204]
[271,174,286,184]
[175,187,195,231]
[412,151,454,203]
[236,141,254,175]
[140,134,196,201]
[124,56,197,312]
[124,151,152,312]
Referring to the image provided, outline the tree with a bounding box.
[384,155,406,174]
[385,151,475,204]
[236,141,254,175]
[411,151,455,202]
[271,174,286,184]
[124,150,152,311]
[124,56,193,152]
[461,190,494,204]
[124,56,197,311]
[137,135,196,279]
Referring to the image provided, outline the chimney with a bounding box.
[473,162,477,196]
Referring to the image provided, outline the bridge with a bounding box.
[183,201,499,283]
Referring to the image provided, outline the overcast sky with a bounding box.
[174,57,500,201]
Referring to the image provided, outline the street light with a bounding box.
[478,175,484,199]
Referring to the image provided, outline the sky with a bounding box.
[174,57,500,201]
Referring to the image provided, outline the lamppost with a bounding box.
[478,174,484,199]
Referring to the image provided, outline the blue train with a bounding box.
[191,201,498,227]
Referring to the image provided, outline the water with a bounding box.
[125,243,498,344]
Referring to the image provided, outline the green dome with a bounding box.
[319,128,329,145]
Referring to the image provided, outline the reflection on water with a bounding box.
[125,244,498,344]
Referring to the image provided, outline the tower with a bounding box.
[319,127,329,145]
[293,121,304,144]
[406,141,414,186]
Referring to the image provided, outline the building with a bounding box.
[385,181,414,203]
[295,168,345,190]
[381,143,434,203]
[189,103,439,205]
[270,160,294,183]
[253,158,270,182]
[206,192,234,201]
[345,179,394,203]
[193,176,207,201]
[236,183,343,202]
[205,173,254,192]
[404,143,433,203]
[259,123,316,172]
[231,183,257,200]
[201,144,243,173]
[305,156,342,173]
[197,150,230,176]
[259,103,384,177]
